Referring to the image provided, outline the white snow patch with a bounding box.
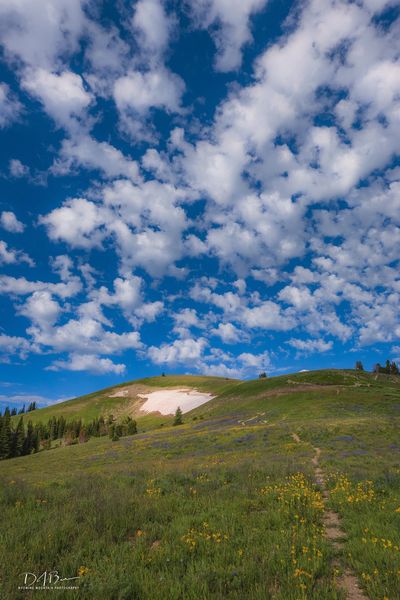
[138,388,214,415]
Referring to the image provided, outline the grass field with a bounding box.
[1,369,400,599]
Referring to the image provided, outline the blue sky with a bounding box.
[0,0,400,408]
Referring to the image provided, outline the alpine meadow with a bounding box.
[0,0,400,599]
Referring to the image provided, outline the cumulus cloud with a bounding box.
[210,322,241,343]
[188,0,268,71]
[132,0,173,56]
[0,83,21,128]
[0,0,87,69]
[22,69,93,129]
[52,136,139,180]
[149,337,207,365]
[0,241,33,266]
[49,353,126,375]
[40,198,107,249]
[288,338,333,355]
[1,211,24,233]
[0,334,31,359]
[9,159,29,178]
[0,0,400,376]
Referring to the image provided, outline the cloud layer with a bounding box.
[0,0,399,381]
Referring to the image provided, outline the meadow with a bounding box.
[1,370,399,599]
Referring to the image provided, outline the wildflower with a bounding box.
[78,566,89,577]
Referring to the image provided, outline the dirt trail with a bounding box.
[291,433,368,600]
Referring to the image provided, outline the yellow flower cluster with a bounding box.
[293,568,312,579]
[195,473,209,482]
[260,473,324,512]
[181,522,229,551]
[361,534,400,552]
[78,566,89,577]
[347,481,375,504]
[145,479,161,497]
[330,475,376,505]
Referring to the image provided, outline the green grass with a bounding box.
[1,369,400,599]
[15,375,239,427]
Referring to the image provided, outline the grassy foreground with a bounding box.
[1,369,400,599]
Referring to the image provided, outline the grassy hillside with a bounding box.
[1,369,400,599]
[17,375,239,427]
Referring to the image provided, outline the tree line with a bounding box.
[0,401,37,418]
[0,410,137,461]
[355,359,400,374]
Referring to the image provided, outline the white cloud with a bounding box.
[211,322,241,343]
[188,0,268,71]
[237,350,271,369]
[132,0,173,55]
[9,159,29,178]
[52,136,139,180]
[49,353,126,375]
[0,334,31,358]
[0,275,81,298]
[0,0,87,69]
[40,198,107,249]
[0,211,24,233]
[20,291,61,329]
[114,68,184,115]
[0,83,21,128]
[288,338,333,355]
[22,69,93,128]
[148,337,207,364]
[0,241,33,266]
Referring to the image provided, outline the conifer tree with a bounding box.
[173,406,183,426]
[0,411,12,459]
[12,417,25,457]
[23,420,35,455]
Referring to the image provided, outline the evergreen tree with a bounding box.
[0,411,12,459]
[355,361,364,371]
[389,361,399,375]
[126,418,137,435]
[258,371,267,378]
[385,359,391,374]
[23,420,34,455]
[10,407,17,416]
[173,406,183,426]
[11,417,25,457]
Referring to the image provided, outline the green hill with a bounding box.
[17,374,240,428]
[1,369,400,599]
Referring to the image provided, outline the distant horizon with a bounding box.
[0,360,394,412]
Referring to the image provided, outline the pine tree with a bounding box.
[385,359,391,374]
[390,361,399,375]
[23,421,34,455]
[11,417,25,457]
[173,406,183,426]
[355,361,364,371]
[0,411,12,459]
[126,418,137,435]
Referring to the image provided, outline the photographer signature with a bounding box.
[20,571,80,587]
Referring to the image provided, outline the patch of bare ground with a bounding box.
[291,433,369,600]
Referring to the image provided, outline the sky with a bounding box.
[0,0,400,408]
